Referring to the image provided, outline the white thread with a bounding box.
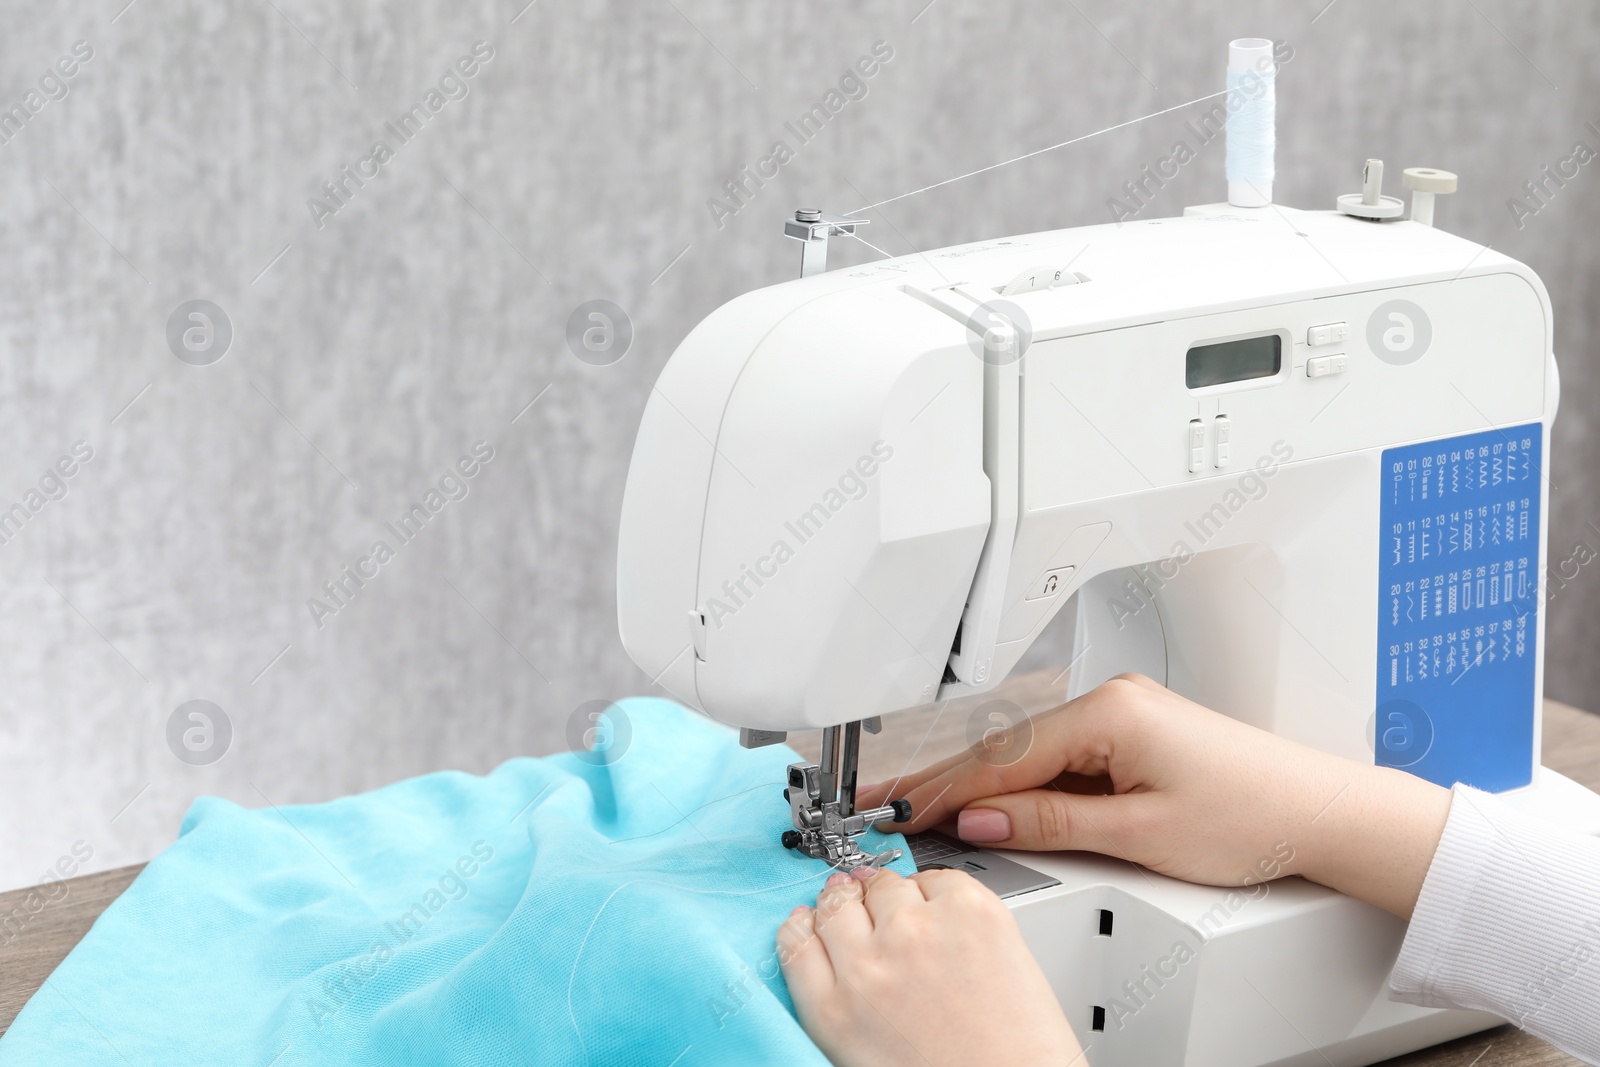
[1225,68,1276,189]
[843,230,896,260]
[849,88,1231,215]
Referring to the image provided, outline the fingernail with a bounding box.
[825,872,850,888]
[849,866,875,882]
[790,905,808,917]
[957,808,1011,843]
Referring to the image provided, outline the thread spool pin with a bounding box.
[1336,158,1405,221]
[1362,159,1384,206]
[1402,167,1458,228]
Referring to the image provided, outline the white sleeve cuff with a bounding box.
[1390,783,1600,1064]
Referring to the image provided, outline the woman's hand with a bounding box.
[857,674,1453,919]
[779,867,1080,1067]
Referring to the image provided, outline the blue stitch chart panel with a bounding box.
[1375,424,1541,791]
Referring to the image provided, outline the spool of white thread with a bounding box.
[1225,38,1276,208]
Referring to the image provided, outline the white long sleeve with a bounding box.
[1390,783,1600,1064]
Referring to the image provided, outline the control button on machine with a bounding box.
[1213,415,1231,468]
[1306,353,1349,379]
[1307,322,1349,346]
[1025,565,1075,602]
[1188,418,1205,473]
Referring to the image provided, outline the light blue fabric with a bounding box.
[0,698,912,1065]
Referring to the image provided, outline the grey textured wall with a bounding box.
[1,0,1596,887]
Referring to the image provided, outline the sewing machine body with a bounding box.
[621,203,1554,776]
[617,201,1600,1064]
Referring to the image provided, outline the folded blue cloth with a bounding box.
[1,699,912,1065]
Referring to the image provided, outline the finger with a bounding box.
[953,788,1150,855]
[857,712,1065,821]
[892,693,1132,833]
[813,872,872,953]
[856,692,1099,811]
[776,904,833,993]
[858,868,925,925]
[855,745,978,810]
[857,684,1127,813]
[908,867,984,900]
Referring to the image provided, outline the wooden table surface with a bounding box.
[3,675,1597,1065]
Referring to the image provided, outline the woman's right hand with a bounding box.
[858,674,1453,919]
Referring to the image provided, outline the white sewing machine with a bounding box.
[616,41,1600,1066]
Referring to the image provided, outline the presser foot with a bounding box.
[784,827,904,873]
[782,749,912,872]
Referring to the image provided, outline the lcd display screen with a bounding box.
[1186,334,1281,389]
